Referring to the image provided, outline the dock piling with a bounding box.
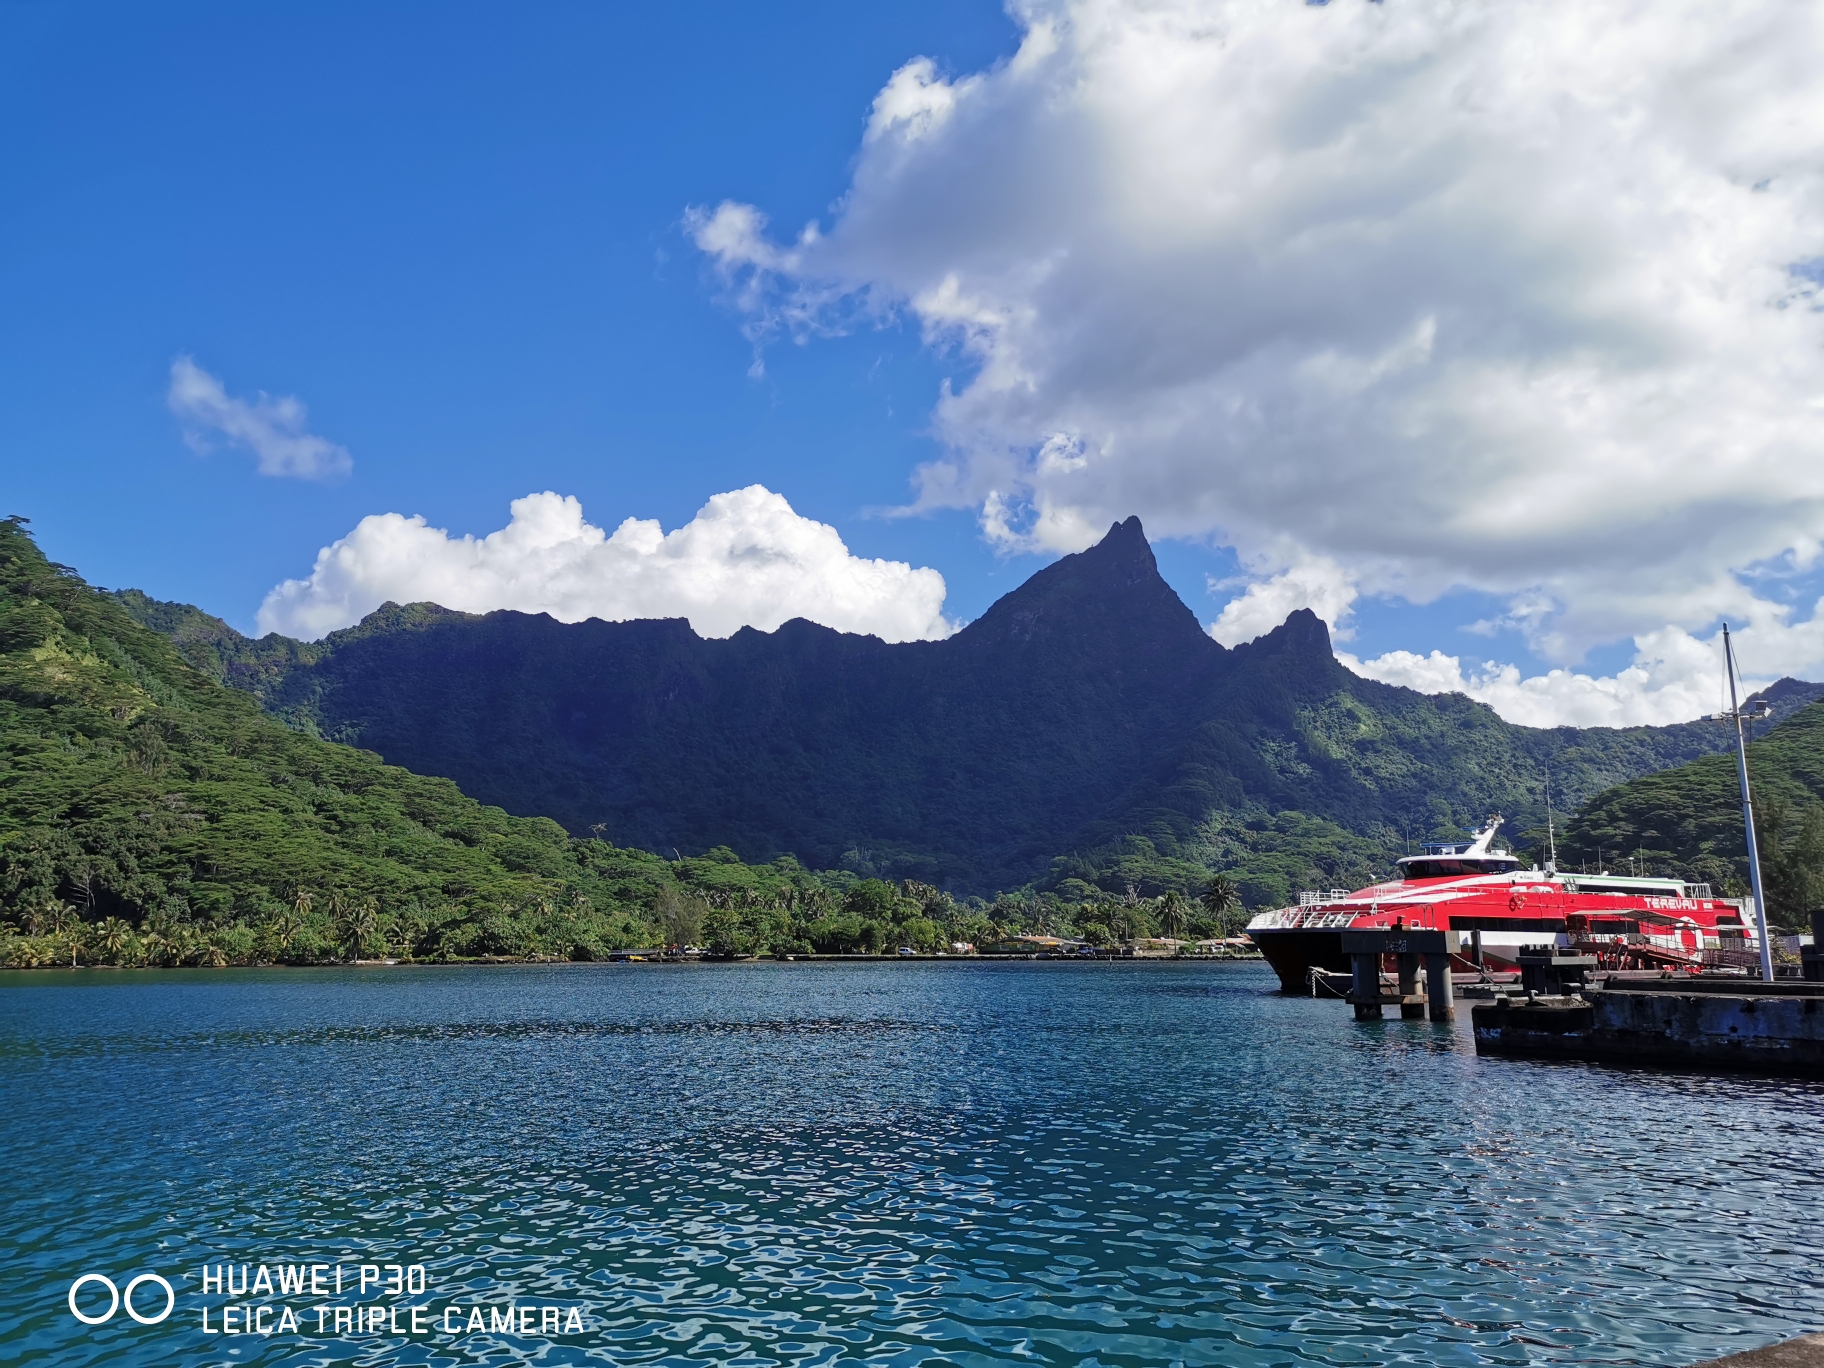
[1398,952,1424,1019]
[1425,952,1454,1021]
[1351,951,1383,1020]
[1340,930,1460,1023]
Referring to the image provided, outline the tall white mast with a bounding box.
[1717,624,1773,982]
[1543,767,1557,873]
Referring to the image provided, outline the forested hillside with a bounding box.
[1563,697,1824,928]
[0,518,841,965]
[10,517,1262,967]
[122,518,1820,906]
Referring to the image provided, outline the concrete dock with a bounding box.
[1472,977,1824,1072]
[1693,1334,1824,1365]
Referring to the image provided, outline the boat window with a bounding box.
[1399,857,1520,880]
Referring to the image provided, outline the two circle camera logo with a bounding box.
[68,1272,175,1326]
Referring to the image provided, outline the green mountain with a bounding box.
[120,518,1820,906]
[1562,691,1824,927]
[0,516,847,966]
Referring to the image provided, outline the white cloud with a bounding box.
[866,57,978,145]
[1208,554,1358,647]
[257,485,955,644]
[1338,642,1726,730]
[167,357,351,480]
[1337,606,1824,728]
[694,0,1824,722]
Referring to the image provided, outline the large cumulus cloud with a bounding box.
[258,486,955,643]
[693,0,1824,724]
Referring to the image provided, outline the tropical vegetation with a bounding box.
[1562,699,1824,929]
[12,505,1824,970]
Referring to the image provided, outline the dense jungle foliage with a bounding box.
[120,518,1816,900]
[0,516,1253,967]
[0,518,787,965]
[1563,699,1824,930]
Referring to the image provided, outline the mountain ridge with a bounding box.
[118,520,1824,900]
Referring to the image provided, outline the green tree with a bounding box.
[843,880,901,922]
[1107,903,1132,944]
[271,891,309,954]
[1202,875,1241,937]
[704,904,747,957]
[95,916,131,962]
[899,916,941,951]
[1761,798,1824,930]
[336,896,381,960]
[653,886,705,949]
[1157,890,1188,939]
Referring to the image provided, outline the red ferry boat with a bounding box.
[1245,818,1757,994]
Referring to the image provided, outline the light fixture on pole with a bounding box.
[1709,623,1773,982]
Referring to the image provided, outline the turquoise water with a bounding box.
[3,960,1822,1367]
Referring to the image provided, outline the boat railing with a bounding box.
[1702,947,1761,971]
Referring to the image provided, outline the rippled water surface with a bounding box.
[3,961,1823,1366]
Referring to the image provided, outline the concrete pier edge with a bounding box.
[1692,1333,1824,1366]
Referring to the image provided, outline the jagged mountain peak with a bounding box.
[1084,514,1151,563]
[957,516,1208,651]
[1243,607,1334,658]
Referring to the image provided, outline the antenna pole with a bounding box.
[1724,624,1774,982]
[1544,767,1557,873]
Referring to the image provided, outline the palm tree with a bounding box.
[334,895,379,960]
[139,925,169,967]
[354,897,380,956]
[1108,903,1133,945]
[167,924,204,967]
[95,917,132,962]
[272,903,304,953]
[28,898,77,937]
[1158,891,1188,939]
[1202,876,1241,937]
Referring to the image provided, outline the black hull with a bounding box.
[1252,928,1350,995]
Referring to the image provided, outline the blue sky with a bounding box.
[0,1,1488,645]
[0,3,1011,611]
[4,0,1820,727]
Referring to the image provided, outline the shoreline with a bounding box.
[0,952,1267,976]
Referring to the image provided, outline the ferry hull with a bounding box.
[1252,928,1352,995]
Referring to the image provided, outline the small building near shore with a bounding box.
[979,934,1084,956]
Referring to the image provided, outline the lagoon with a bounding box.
[2,960,1822,1366]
